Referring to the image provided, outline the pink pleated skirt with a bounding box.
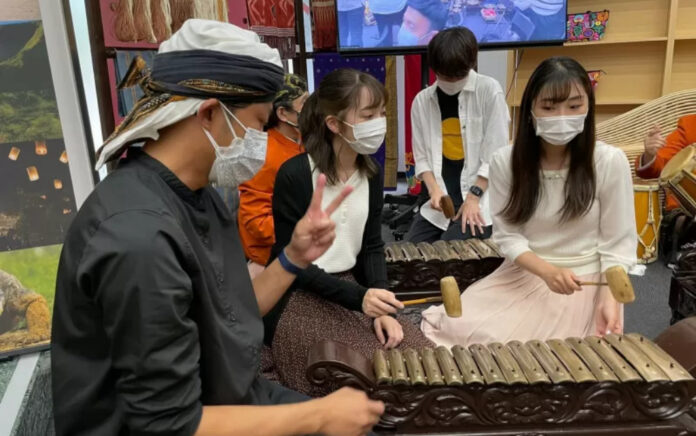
[421,260,622,348]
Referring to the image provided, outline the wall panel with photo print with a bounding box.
[0,19,77,358]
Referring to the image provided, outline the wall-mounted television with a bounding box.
[336,0,568,53]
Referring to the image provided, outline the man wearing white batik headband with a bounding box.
[52,19,383,436]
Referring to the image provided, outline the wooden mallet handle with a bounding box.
[399,277,462,317]
[578,281,608,286]
[402,297,442,306]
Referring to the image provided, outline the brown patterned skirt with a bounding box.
[268,273,434,397]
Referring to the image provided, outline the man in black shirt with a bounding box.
[51,20,383,436]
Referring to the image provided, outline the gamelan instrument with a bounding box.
[307,320,696,435]
[385,239,503,298]
[401,276,462,317]
[633,178,662,264]
[660,144,696,216]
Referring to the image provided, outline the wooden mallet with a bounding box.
[439,195,456,219]
[401,276,462,317]
[577,265,635,303]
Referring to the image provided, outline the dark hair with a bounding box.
[408,0,448,30]
[266,74,308,129]
[428,27,478,78]
[502,56,596,225]
[299,69,384,184]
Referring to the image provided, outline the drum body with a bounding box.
[670,170,696,216]
[660,145,696,215]
[633,179,662,263]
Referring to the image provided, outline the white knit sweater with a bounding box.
[490,142,638,276]
[309,155,370,273]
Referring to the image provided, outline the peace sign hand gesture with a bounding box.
[285,174,353,268]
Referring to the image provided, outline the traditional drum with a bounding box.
[660,144,696,216]
[385,239,503,298]
[307,322,696,435]
[633,178,662,263]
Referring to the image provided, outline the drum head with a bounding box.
[660,146,695,182]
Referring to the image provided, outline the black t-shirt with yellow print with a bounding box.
[436,87,465,210]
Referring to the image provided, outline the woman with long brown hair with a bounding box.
[265,68,433,395]
[421,57,637,347]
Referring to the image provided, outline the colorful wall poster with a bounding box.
[0,20,77,358]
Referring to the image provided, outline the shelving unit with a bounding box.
[507,0,696,124]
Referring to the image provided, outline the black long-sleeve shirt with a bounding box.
[263,153,389,344]
[51,150,300,436]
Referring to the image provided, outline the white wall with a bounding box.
[478,50,508,90]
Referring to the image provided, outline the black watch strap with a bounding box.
[469,185,484,197]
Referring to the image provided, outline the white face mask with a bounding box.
[437,78,467,96]
[282,108,300,129]
[340,117,387,155]
[203,105,267,188]
[532,112,588,146]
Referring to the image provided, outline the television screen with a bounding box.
[336,0,567,52]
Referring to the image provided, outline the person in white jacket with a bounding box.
[421,56,637,347]
[405,26,510,243]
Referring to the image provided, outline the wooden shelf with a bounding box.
[563,37,668,47]
[506,0,688,122]
[508,42,666,106]
[509,101,647,108]
[567,0,670,40]
[676,0,696,39]
[595,99,652,105]
[669,40,696,93]
[595,104,645,124]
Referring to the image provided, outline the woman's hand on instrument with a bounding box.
[454,196,485,235]
[595,288,623,336]
[363,289,404,317]
[313,387,384,436]
[287,174,353,268]
[374,316,404,349]
[541,266,581,295]
[643,124,665,160]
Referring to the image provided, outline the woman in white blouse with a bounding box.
[421,56,637,347]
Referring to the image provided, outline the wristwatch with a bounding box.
[469,185,484,198]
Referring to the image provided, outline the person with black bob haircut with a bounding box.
[421,56,637,348]
[406,26,510,243]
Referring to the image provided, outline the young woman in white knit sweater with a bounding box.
[421,56,637,347]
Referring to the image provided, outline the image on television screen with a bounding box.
[336,0,567,51]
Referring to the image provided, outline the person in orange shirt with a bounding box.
[636,114,696,210]
[238,74,309,277]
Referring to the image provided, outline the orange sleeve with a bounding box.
[238,187,275,245]
[636,115,696,179]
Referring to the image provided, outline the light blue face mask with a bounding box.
[397,25,420,46]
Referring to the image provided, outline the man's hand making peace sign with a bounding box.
[284,174,353,267]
